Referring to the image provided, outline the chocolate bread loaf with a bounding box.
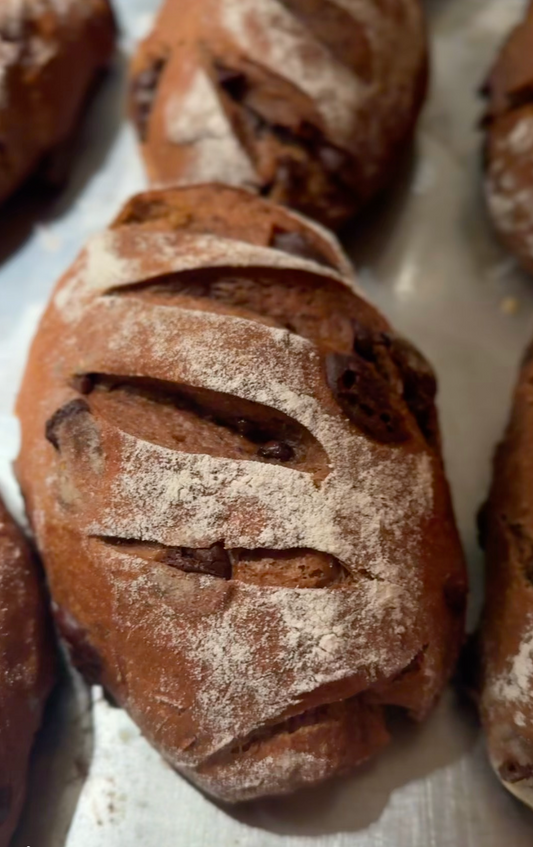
[16,184,466,802]
[0,0,116,206]
[129,0,428,228]
[482,1,533,275]
[0,497,55,847]
[478,341,533,808]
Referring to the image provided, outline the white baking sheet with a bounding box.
[2,0,533,843]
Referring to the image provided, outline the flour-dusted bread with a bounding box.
[16,184,466,802]
[0,0,116,206]
[129,0,428,229]
[0,497,55,847]
[478,342,533,809]
[482,1,533,275]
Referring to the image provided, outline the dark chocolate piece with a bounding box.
[157,544,232,580]
[258,441,295,462]
[45,399,91,450]
[70,374,95,395]
[499,761,533,784]
[326,352,409,444]
[214,62,248,101]
[352,324,438,447]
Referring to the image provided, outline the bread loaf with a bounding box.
[0,0,116,206]
[129,0,428,228]
[482,1,533,275]
[478,342,533,809]
[16,184,466,801]
[0,497,55,847]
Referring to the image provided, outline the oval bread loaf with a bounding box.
[478,342,533,809]
[16,184,467,802]
[0,0,116,206]
[129,0,428,228]
[0,497,55,847]
[482,1,533,275]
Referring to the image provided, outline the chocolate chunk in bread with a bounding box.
[214,62,248,102]
[325,352,410,444]
[156,545,232,580]
[45,400,91,450]
[71,374,96,396]
[257,441,295,462]
[499,761,533,784]
[390,336,438,447]
[352,324,438,447]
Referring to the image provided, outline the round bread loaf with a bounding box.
[478,341,533,809]
[0,497,55,847]
[129,0,428,228]
[0,0,116,206]
[16,184,466,802]
[482,2,533,274]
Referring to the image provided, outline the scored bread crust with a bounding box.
[129,0,428,228]
[479,342,533,809]
[482,1,533,275]
[16,184,466,802]
[0,497,55,847]
[0,0,116,206]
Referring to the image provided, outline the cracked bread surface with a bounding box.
[16,183,466,802]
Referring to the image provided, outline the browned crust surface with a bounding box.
[482,1,533,275]
[0,498,55,847]
[128,0,428,228]
[16,184,466,802]
[0,0,116,205]
[479,340,533,806]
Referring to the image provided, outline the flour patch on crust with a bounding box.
[106,547,414,760]
[491,621,533,706]
[165,67,258,188]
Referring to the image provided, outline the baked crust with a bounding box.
[479,342,533,809]
[129,0,428,228]
[16,184,466,802]
[0,0,116,206]
[482,1,533,274]
[0,498,55,847]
